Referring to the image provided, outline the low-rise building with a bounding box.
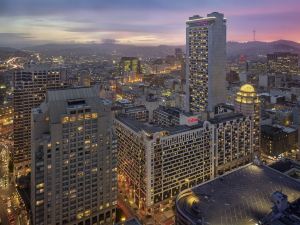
[123,105,149,122]
[261,125,298,157]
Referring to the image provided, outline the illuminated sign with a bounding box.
[180,115,200,126]
[187,117,199,123]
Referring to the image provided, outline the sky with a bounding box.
[0,0,300,48]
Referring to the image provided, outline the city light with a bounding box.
[0,2,300,225]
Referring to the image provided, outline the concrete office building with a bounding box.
[31,86,117,225]
[123,105,149,122]
[185,12,226,113]
[13,63,66,176]
[153,106,185,127]
[267,52,299,75]
[115,112,254,215]
[119,57,141,77]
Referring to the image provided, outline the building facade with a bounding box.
[210,113,254,175]
[261,125,298,157]
[235,84,260,153]
[115,116,214,215]
[267,52,299,75]
[119,57,141,77]
[31,87,117,225]
[123,105,149,122]
[13,64,66,176]
[115,112,254,215]
[185,12,226,113]
[153,106,182,127]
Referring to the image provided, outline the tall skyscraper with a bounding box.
[185,12,226,113]
[31,86,117,225]
[235,84,260,153]
[13,64,66,176]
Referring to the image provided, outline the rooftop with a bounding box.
[176,164,300,225]
[116,115,204,135]
[269,159,300,174]
[155,105,193,117]
[261,125,297,136]
[124,105,147,112]
[47,86,99,102]
[208,112,246,124]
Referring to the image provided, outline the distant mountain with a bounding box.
[24,43,182,58]
[2,40,300,60]
[227,40,300,60]
[0,47,30,60]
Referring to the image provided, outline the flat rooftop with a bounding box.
[116,115,204,135]
[269,159,300,175]
[176,164,300,225]
[208,112,245,124]
[155,105,193,117]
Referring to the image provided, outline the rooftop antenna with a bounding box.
[253,29,256,42]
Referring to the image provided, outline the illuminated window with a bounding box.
[91,113,98,119]
[62,116,69,123]
[36,183,44,189]
[84,210,91,216]
[36,200,44,206]
[76,212,83,219]
[85,113,91,119]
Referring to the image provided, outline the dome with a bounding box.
[240,84,255,93]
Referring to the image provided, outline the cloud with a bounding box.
[0,33,37,48]
[0,33,33,39]
[0,0,300,46]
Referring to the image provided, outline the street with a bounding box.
[0,138,29,225]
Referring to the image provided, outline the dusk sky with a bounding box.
[0,0,300,48]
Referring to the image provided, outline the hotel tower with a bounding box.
[185,12,226,113]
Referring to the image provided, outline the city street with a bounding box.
[0,138,29,225]
[0,141,13,224]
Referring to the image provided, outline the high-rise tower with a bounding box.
[13,63,66,176]
[185,12,226,113]
[31,86,117,225]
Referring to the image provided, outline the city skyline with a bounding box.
[1,0,300,47]
[1,2,300,224]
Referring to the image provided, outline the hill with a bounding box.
[1,40,299,60]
